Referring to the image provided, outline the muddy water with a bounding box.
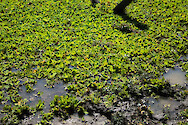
[146,64,188,121]
[161,66,188,86]
[145,97,181,118]
[18,79,67,124]
[19,79,67,112]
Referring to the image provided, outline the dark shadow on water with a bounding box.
[113,0,149,31]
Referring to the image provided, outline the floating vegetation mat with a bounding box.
[0,0,188,124]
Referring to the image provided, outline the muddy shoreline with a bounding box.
[19,83,187,125]
[1,62,188,125]
[21,95,187,125]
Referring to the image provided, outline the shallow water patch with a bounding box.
[19,79,67,112]
[145,96,181,120]
[161,66,188,86]
[17,79,67,124]
[146,97,181,113]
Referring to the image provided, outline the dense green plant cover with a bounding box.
[0,0,188,124]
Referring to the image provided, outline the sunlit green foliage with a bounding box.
[36,100,45,111]
[40,112,54,125]
[0,0,187,124]
[50,94,86,119]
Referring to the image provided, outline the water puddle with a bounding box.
[161,66,188,86]
[145,96,181,120]
[19,79,67,112]
[147,61,188,120]
[146,97,181,113]
[17,79,67,124]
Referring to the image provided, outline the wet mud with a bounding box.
[2,65,187,125]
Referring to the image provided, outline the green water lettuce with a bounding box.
[0,0,187,124]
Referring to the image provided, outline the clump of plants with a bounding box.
[0,99,35,124]
[40,112,54,125]
[36,100,45,111]
[50,94,87,119]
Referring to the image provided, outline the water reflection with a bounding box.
[19,79,67,112]
[145,96,181,120]
[161,66,188,86]
[146,97,181,113]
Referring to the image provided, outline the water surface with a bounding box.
[162,66,188,86]
[19,79,67,112]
